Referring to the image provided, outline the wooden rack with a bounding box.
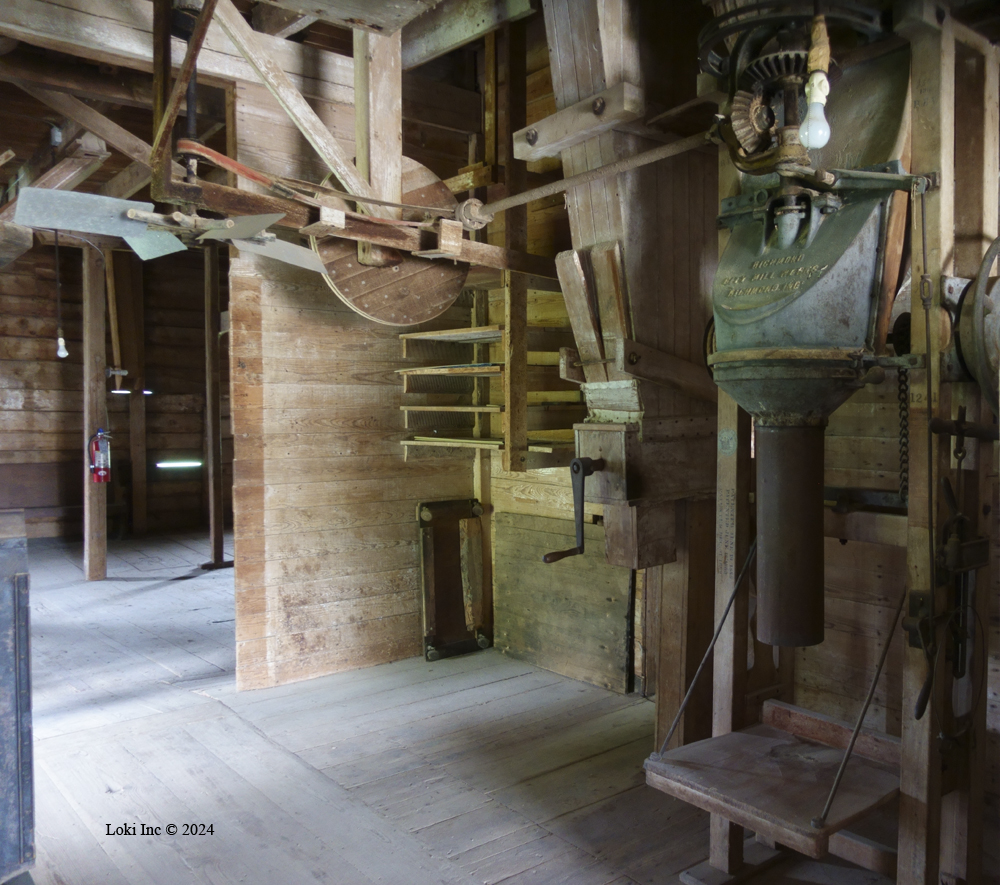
[397,293,584,469]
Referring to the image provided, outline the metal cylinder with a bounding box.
[755,424,825,647]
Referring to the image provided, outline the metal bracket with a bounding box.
[903,591,933,649]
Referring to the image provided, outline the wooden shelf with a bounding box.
[400,325,504,344]
[400,405,504,413]
[644,722,900,859]
[401,436,574,453]
[396,363,503,378]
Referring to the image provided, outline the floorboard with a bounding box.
[24,532,885,885]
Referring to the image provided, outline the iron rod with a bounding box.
[654,537,758,757]
[811,585,907,828]
[480,131,710,219]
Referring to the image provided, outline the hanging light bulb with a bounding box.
[54,229,68,358]
[799,70,831,150]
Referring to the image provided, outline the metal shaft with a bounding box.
[479,131,710,218]
[756,424,826,647]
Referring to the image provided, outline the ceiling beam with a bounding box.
[0,49,225,118]
[215,0,377,201]
[252,4,317,39]
[0,221,33,267]
[252,0,444,36]
[0,132,110,220]
[0,0,354,103]
[401,0,536,70]
[18,84,187,179]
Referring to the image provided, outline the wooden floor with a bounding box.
[21,533,898,885]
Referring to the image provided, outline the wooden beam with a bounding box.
[104,252,122,390]
[0,50,225,118]
[98,161,153,200]
[895,4,955,882]
[656,498,716,750]
[0,221,33,268]
[112,252,146,536]
[401,0,535,70]
[500,20,528,473]
[254,0,437,35]
[21,85,186,178]
[616,338,718,404]
[513,82,645,162]
[354,28,402,266]
[204,242,224,565]
[215,0,378,202]
[252,4,317,38]
[0,0,355,103]
[300,215,558,277]
[149,0,219,177]
[0,133,110,221]
[82,247,107,581]
[555,249,607,383]
[709,391,752,874]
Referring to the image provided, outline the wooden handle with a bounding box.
[542,546,582,564]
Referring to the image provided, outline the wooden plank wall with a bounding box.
[796,380,907,735]
[0,248,84,538]
[493,512,629,691]
[0,246,229,537]
[228,79,474,690]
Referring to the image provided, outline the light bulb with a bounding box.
[56,336,68,359]
[799,71,831,150]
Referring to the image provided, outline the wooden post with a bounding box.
[709,391,752,873]
[113,253,146,536]
[353,29,402,266]
[500,21,528,473]
[82,248,107,581]
[896,5,955,883]
[655,497,717,749]
[940,26,999,885]
[205,242,224,566]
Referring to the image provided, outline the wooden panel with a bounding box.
[493,511,630,692]
[228,59,473,686]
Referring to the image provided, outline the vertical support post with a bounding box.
[656,498,717,749]
[205,242,224,565]
[472,293,493,639]
[152,0,172,197]
[113,253,146,536]
[500,21,528,473]
[354,29,402,266]
[82,248,107,581]
[940,29,999,885]
[709,391,752,873]
[896,5,955,883]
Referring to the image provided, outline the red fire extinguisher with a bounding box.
[88,429,111,483]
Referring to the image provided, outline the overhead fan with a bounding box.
[13,187,327,274]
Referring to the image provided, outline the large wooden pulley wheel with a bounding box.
[309,158,469,326]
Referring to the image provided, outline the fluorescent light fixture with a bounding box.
[155,460,203,469]
[110,389,131,395]
[143,390,153,395]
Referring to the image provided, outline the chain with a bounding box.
[898,367,909,504]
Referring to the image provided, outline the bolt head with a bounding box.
[525,128,538,146]
[592,97,606,115]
